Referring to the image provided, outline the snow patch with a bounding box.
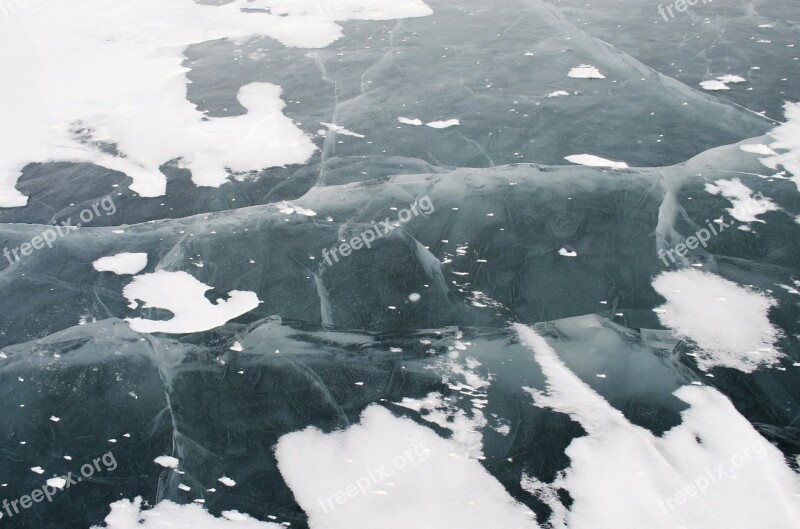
[758,102,800,191]
[704,178,779,223]
[514,323,800,529]
[652,269,782,372]
[91,497,281,528]
[274,405,534,529]
[565,154,628,170]
[700,75,746,91]
[0,0,432,207]
[398,117,423,126]
[321,122,365,138]
[425,119,460,129]
[123,271,260,334]
[567,65,605,79]
[153,456,180,469]
[93,253,148,276]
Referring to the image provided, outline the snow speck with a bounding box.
[565,154,628,170]
[425,119,460,129]
[567,64,605,79]
[91,497,284,528]
[700,75,745,91]
[398,117,423,126]
[47,477,67,490]
[154,456,180,469]
[218,476,237,487]
[321,122,365,138]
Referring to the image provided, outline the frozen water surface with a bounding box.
[1,0,799,528]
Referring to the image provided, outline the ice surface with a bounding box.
[1,0,799,527]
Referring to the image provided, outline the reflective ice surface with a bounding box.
[1,1,799,528]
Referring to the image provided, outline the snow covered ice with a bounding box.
[1,0,799,528]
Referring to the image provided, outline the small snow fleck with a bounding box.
[398,117,423,126]
[47,477,67,490]
[154,456,180,469]
[426,119,460,129]
[218,476,237,487]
